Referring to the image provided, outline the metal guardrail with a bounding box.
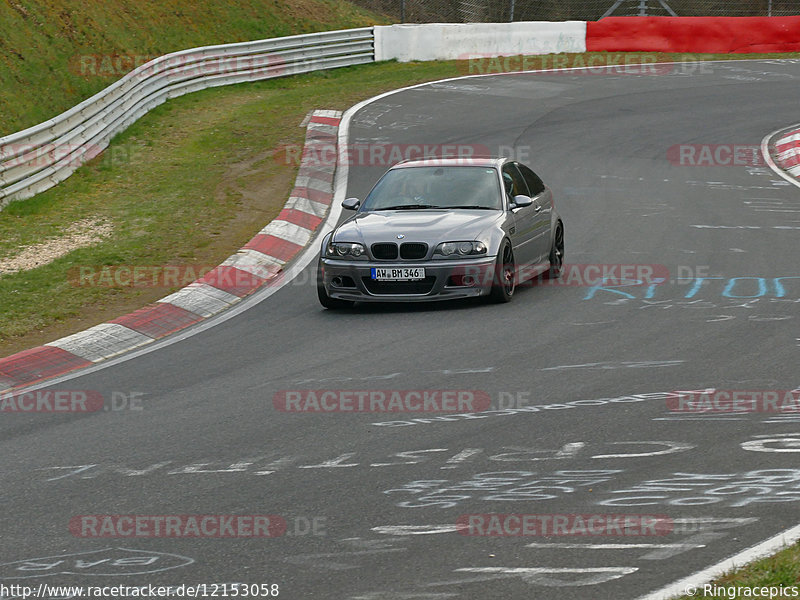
[0,28,374,209]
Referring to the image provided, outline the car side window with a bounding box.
[501,164,530,200]
[518,164,546,196]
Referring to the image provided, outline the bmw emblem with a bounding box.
[397,234,405,239]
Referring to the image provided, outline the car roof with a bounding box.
[390,156,506,169]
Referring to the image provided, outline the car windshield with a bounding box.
[360,165,502,211]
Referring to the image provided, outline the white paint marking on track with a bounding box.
[635,522,800,600]
[525,543,706,550]
[741,435,800,453]
[350,593,456,599]
[284,548,405,570]
[654,417,746,421]
[540,362,606,370]
[541,360,684,371]
[440,448,482,469]
[371,525,463,536]
[299,453,359,469]
[451,566,638,586]
[457,567,635,574]
[42,465,97,481]
[591,441,695,459]
[254,456,298,475]
[692,224,800,229]
[430,367,495,375]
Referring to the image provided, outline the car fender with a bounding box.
[475,223,509,258]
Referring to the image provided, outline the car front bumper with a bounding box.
[320,256,498,302]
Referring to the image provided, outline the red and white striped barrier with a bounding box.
[773,128,800,179]
[0,110,340,393]
[377,16,800,63]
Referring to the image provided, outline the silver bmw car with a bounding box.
[317,157,564,308]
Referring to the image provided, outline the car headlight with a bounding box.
[434,241,488,257]
[326,241,366,258]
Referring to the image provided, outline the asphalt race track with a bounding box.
[2,59,800,599]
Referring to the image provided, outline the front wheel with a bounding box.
[546,223,564,279]
[317,261,354,309]
[488,242,515,303]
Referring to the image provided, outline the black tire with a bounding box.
[488,242,515,303]
[546,223,564,279]
[317,261,354,309]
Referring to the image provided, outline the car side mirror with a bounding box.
[510,194,533,209]
[342,197,361,210]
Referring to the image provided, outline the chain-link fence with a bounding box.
[354,0,800,22]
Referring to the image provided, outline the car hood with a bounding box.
[333,210,502,246]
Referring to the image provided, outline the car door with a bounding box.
[502,162,536,266]
[517,163,552,266]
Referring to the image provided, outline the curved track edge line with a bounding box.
[635,522,800,600]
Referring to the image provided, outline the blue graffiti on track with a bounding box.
[583,276,800,301]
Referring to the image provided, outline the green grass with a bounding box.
[0,0,388,135]
[0,59,461,355]
[673,541,800,598]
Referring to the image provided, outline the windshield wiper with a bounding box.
[374,204,437,210]
[444,205,498,210]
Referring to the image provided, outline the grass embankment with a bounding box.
[0,0,387,135]
[0,59,461,356]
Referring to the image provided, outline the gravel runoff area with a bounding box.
[0,217,113,276]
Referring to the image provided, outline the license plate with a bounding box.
[371,267,425,281]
